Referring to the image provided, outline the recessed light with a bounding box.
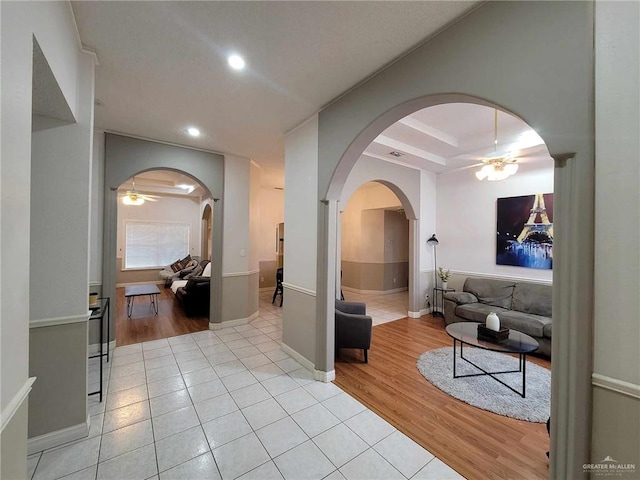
[389,151,403,157]
[186,127,200,137]
[228,54,246,71]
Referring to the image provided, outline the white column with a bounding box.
[550,153,594,480]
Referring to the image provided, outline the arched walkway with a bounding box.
[102,134,225,341]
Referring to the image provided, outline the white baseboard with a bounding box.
[281,343,315,371]
[88,341,116,356]
[341,286,408,295]
[210,310,259,330]
[28,414,90,455]
[408,308,431,318]
[280,343,335,384]
[314,369,336,383]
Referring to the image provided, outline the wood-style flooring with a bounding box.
[115,286,209,346]
[334,315,551,480]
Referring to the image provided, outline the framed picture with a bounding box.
[496,193,553,270]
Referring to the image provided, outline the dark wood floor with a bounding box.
[334,315,551,480]
[115,286,209,346]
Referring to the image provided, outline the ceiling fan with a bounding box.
[119,177,160,205]
[474,109,521,181]
[454,109,548,180]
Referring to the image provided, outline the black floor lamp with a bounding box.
[427,233,439,287]
[427,234,440,314]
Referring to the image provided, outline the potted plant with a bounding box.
[437,267,452,289]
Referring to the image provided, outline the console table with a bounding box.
[88,297,110,402]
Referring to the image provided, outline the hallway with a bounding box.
[27,292,460,480]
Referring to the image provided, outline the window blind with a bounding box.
[125,221,190,269]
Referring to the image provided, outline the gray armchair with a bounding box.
[335,299,372,363]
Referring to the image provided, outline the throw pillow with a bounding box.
[170,260,183,272]
[180,254,192,266]
[184,264,203,279]
[202,261,212,277]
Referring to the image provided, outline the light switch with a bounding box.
[240,249,246,257]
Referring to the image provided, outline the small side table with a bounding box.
[433,287,454,317]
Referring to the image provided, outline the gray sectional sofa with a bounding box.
[443,277,552,357]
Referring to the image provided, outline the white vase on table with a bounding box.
[486,311,500,331]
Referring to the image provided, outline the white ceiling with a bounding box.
[120,170,206,199]
[72,2,551,188]
[364,103,552,174]
[71,1,480,186]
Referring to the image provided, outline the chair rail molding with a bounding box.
[1,377,36,432]
[29,312,91,328]
[282,282,316,297]
[592,373,640,400]
[222,269,260,278]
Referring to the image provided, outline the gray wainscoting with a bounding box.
[28,321,88,439]
[341,261,408,292]
[219,272,259,324]
[259,260,278,289]
[1,401,29,480]
[282,285,316,367]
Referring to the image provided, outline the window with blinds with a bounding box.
[124,221,190,269]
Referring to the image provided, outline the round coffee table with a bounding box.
[445,322,539,398]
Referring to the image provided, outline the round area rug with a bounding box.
[417,347,550,422]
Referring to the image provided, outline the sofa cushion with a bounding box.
[185,276,210,292]
[543,322,552,338]
[443,292,478,305]
[455,303,510,323]
[463,278,516,309]
[512,283,552,317]
[184,263,204,279]
[498,310,551,338]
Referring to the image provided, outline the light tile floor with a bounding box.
[342,290,409,326]
[28,292,463,480]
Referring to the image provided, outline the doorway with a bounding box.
[111,167,215,345]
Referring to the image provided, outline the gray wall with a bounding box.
[341,209,409,292]
[28,50,94,446]
[341,261,408,292]
[28,323,88,438]
[591,0,640,467]
[115,258,163,286]
[1,402,29,480]
[221,273,260,323]
[259,260,277,289]
[103,134,224,336]
[309,2,595,476]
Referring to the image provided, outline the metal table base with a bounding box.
[453,339,528,398]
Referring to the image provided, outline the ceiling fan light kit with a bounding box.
[475,158,519,181]
[475,109,520,181]
[120,176,160,206]
[122,194,145,206]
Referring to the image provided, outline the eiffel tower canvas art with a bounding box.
[496,193,553,269]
